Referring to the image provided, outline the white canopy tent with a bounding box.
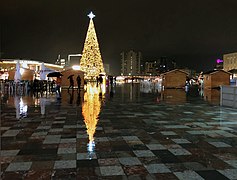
[14,61,21,83]
[39,63,56,80]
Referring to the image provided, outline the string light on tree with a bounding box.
[80,11,105,80]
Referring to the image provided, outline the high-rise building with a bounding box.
[55,54,68,67]
[103,64,110,75]
[158,56,176,73]
[142,57,176,74]
[223,52,237,71]
[121,50,142,76]
[143,60,160,75]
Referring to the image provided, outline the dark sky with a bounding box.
[1,0,237,75]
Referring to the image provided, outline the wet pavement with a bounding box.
[1,83,237,179]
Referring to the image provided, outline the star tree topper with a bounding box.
[88,12,95,19]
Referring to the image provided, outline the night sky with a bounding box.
[1,0,237,75]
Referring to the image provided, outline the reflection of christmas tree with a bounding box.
[80,12,105,80]
[82,82,101,156]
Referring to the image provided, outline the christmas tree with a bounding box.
[80,12,105,80]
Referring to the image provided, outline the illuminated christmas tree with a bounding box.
[80,12,105,80]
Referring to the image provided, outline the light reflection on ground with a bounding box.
[1,83,221,116]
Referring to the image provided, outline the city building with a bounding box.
[141,57,176,75]
[143,60,160,75]
[68,54,82,66]
[158,56,176,73]
[55,55,68,67]
[121,50,142,76]
[144,61,155,75]
[229,69,237,80]
[103,64,110,75]
[223,52,237,71]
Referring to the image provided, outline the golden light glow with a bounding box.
[79,13,105,80]
[82,82,102,147]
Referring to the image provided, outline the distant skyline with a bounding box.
[1,0,237,75]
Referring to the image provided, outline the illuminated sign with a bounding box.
[216,59,223,64]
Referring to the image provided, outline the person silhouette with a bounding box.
[68,75,74,91]
[56,76,62,98]
[110,86,114,99]
[98,76,103,84]
[109,76,113,86]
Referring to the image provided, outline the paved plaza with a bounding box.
[1,83,237,179]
